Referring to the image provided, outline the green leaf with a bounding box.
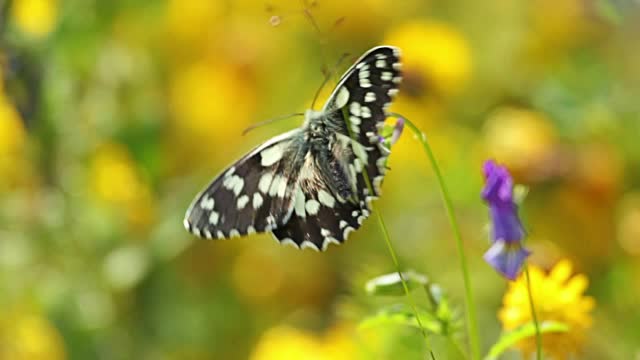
[365,271,429,296]
[359,304,442,335]
[484,321,570,360]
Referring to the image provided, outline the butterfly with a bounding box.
[184,46,402,251]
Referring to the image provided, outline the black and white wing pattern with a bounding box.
[272,46,402,250]
[184,130,306,239]
[185,46,402,251]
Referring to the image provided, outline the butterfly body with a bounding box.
[184,46,402,251]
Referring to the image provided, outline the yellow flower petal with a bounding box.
[498,259,594,358]
[550,259,573,284]
[11,0,58,38]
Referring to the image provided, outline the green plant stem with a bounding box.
[374,210,436,360]
[341,107,435,358]
[401,116,480,360]
[524,265,542,360]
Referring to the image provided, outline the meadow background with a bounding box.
[1,0,639,359]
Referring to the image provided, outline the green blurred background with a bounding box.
[1,0,639,359]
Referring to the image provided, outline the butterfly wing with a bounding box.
[272,46,402,250]
[326,46,401,197]
[184,129,306,239]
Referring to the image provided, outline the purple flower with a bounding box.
[390,117,405,145]
[378,117,405,146]
[482,160,530,280]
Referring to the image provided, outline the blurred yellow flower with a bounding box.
[617,192,640,256]
[10,0,59,38]
[0,91,28,190]
[89,143,155,230]
[385,21,472,99]
[250,324,358,360]
[499,260,595,359]
[0,310,66,360]
[164,0,223,48]
[483,107,557,181]
[168,59,256,163]
[526,0,599,61]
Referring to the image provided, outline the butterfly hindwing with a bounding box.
[184,130,305,239]
[271,150,368,250]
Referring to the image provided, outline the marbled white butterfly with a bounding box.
[184,46,402,251]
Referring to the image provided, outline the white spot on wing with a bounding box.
[381,71,393,81]
[260,144,284,167]
[364,92,376,103]
[276,177,288,198]
[360,106,371,118]
[237,195,249,209]
[224,175,244,196]
[334,87,350,108]
[322,237,340,251]
[258,172,273,193]
[280,238,299,248]
[301,241,320,251]
[350,102,361,117]
[200,196,214,210]
[318,190,335,208]
[229,229,240,238]
[294,187,306,217]
[269,175,284,196]
[253,193,264,209]
[209,211,219,225]
[343,226,354,239]
[376,59,387,68]
[305,199,321,215]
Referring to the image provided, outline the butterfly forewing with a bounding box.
[184,130,305,239]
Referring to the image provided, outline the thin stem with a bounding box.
[449,337,467,359]
[400,116,480,360]
[374,210,436,359]
[340,105,435,357]
[524,265,542,360]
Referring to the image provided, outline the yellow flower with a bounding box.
[167,59,256,167]
[250,324,358,360]
[384,20,472,101]
[483,106,557,181]
[0,91,29,190]
[0,309,66,360]
[499,259,595,359]
[164,0,223,47]
[10,0,59,38]
[89,143,155,231]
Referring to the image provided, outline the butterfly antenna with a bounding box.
[310,52,350,110]
[242,112,305,136]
